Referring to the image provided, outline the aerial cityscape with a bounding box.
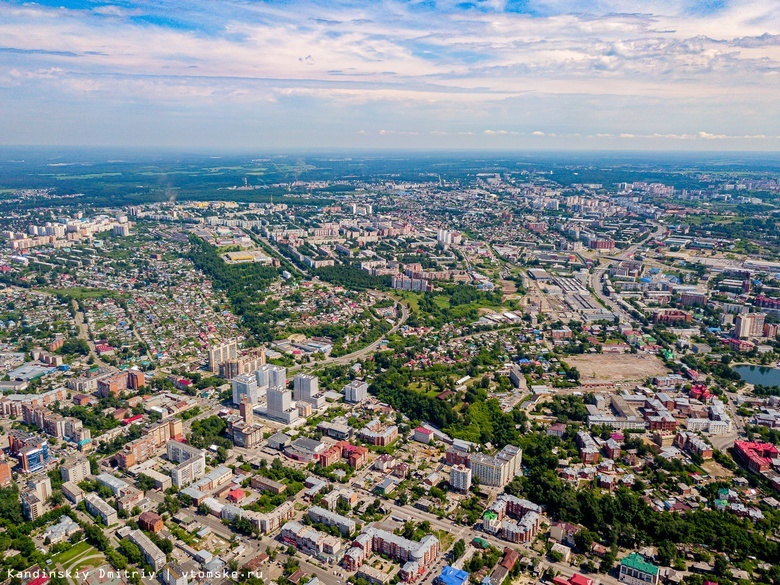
[1,2,780,585]
[0,151,780,585]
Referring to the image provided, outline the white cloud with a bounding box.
[0,0,778,147]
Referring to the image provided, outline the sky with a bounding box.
[0,0,779,150]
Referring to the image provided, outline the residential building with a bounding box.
[62,481,85,504]
[482,495,541,544]
[576,432,600,464]
[280,521,342,558]
[21,489,44,520]
[167,440,207,487]
[735,313,766,339]
[232,374,259,406]
[734,441,779,473]
[139,511,164,533]
[342,526,438,580]
[128,529,167,571]
[308,506,356,536]
[255,364,287,389]
[359,419,398,447]
[266,383,299,424]
[293,374,326,408]
[468,445,522,487]
[0,459,11,486]
[619,553,659,585]
[85,493,118,525]
[97,473,132,497]
[449,464,472,493]
[343,380,368,403]
[208,339,238,373]
[162,563,188,585]
[60,456,92,485]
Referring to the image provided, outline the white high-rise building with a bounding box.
[255,364,286,389]
[293,374,326,408]
[265,385,298,424]
[468,445,522,487]
[450,464,472,493]
[343,380,368,403]
[267,385,290,414]
[232,374,259,406]
[294,374,318,400]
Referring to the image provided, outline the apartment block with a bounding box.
[468,445,522,487]
[308,505,356,536]
[61,456,91,484]
[85,493,118,526]
[128,529,167,571]
[343,380,368,403]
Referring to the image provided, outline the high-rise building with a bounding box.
[240,395,254,426]
[343,380,368,403]
[0,458,11,487]
[293,374,317,400]
[232,374,259,406]
[219,348,266,380]
[208,340,238,373]
[293,374,325,408]
[468,445,522,487]
[256,364,286,389]
[735,313,766,339]
[266,385,298,424]
[449,464,472,493]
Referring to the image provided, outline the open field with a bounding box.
[52,541,93,565]
[565,353,670,384]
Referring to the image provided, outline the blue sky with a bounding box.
[0,0,778,150]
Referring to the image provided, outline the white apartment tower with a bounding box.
[450,464,472,493]
[232,374,259,406]
[343,380,368,403]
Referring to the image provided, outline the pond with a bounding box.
[733,364,780,387]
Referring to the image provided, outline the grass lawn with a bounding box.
[42,287,116,300]
[433,296,450,309]
[434,529,455,551]
[71,554,105,572]
[51,541,93,565]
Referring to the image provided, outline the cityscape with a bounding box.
[1,2,780,585]
[0,152,779,585]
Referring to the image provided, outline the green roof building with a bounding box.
[619,552,659,585]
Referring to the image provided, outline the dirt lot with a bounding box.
[565,353,670,384]
[701,459,735,479]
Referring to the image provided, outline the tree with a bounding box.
[451,539,466,561]
[657,540,677,567]
[136,474,156,491]
[118,539,143,565]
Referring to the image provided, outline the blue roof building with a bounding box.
[435,566,469,585]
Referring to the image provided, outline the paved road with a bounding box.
[72,299,111,367]
[292,297,409,372]
[588,223,667,323]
